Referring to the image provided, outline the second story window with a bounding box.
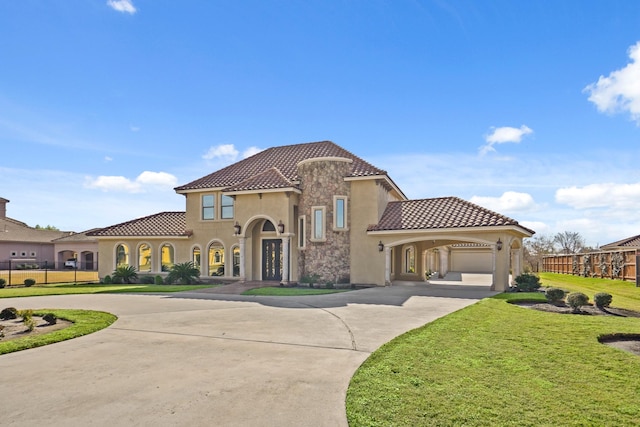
[333,196,348,230]
[202,195,215,220]
[311,206,326,242]
[221,195,234,219]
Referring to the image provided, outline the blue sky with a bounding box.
[1,0,639,247]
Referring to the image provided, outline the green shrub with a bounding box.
[514,273,541,292]
[594,292,613,308]
[18,309,33,322]
[545,287,565,304]
[42,313,57,325]
[0,307,18,320]
[23,278,36,287]
[24,317,36,332]
[567,292,589,313]
[0,278,6,288]
[140,275,155,284]
[154,275,164,285]
[103,275,112,284]
[325,282,335,289]
[165,262,200,285]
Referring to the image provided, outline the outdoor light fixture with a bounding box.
[496,238,503,251]
[277,220,285,234]
[378,241,384,252]
[234,222,241,235]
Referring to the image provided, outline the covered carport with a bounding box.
[366,197,534,291]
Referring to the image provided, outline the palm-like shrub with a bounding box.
[112,265,138,284]
[165,261,200,285]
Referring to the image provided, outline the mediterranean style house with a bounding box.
[89,141,534,291]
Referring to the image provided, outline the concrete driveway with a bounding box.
[0,283,495,426]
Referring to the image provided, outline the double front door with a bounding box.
[262,239,282,281]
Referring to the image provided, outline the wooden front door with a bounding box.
[262,239,282,281]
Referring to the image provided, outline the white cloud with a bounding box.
[202,144,239,161]
[130,125,140,132]
[584,41,640,124]
[84,171,177,193]
[519,221,550,235]
[107,0,137,14]
[555,182,640,209]
[242,146,264,158]
[470,191,538,213]
[480,125,533,155]
[104,156,113,162]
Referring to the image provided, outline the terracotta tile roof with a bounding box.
[222,167,298,192]
[368,197,534,232]
[87,212,188,237]
[601,234,640,249]
[175,140,386,192]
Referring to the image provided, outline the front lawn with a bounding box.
[0,309,116,355]
[347,276,640,426]
[0,283,213,298]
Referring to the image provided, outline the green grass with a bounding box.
[0,309,117,355]
[540,272,640,310]
[347,275,640,426]
[242,286,351,296]
[0,283,213,298]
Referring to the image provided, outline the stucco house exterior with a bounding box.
[0,197,98,270]
[89,141,534,291]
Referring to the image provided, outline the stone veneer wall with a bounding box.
[297,159,351,284]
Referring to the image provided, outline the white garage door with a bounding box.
[450,248,492,273]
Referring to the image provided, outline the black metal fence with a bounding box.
[0,260,99,286]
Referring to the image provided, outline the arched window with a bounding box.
[116,244,129,267]
[161,244,174,271]
[208,243,224,276]
[404,246,416,274]
[232,246,240,277]
[138,244,151,272]
[192,247,201,270]
[262,220,276,232]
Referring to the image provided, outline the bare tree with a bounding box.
[524,235,555,272]
[553,231,585,254]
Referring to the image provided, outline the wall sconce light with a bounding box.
[378,241,384,252]
[277,220,285,234]
[233,222,241,235]
[496,238,503,251]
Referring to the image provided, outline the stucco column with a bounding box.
[238,237,246,281]
[438,247,449,278]
[512,248,521,284]
[384,246,392,285]
[492,243,510,292]
[281,236,290,285]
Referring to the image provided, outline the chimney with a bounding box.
[0,198,8,219]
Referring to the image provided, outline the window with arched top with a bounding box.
[192,247,201,270]
[116,244,129,267]
[208,243,224,276]
[262,220,276,232]
[404,246,416,274]
[232,246,240,277]
[161,244,174,272]
[138,243,151,272]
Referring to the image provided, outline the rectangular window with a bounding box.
[311,206,326,242]
[221,195,234,219]
[333,196,348,230]
[298,216,306,249]
[202,195,215,220]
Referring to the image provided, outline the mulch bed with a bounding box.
[0,316,72,342]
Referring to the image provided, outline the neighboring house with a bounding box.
[0,198,98,270]
[600,234,640,251]
[88,141,534,291]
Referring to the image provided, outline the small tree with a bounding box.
[594,292,613,309]
[165,262,200,285]
[567,292,589,313]
[545,287,565,304]
[112,265,138,284]
[514,273,541,292]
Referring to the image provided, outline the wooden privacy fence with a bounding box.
[543,250,639,285]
